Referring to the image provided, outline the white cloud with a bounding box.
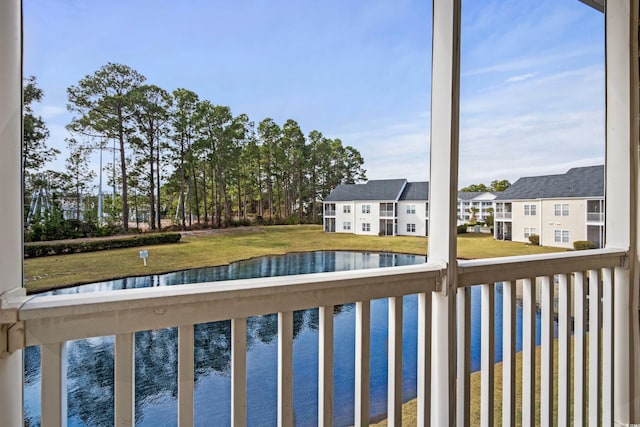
[505,72,537,83]
[36,104,67,120]
[340,118,430,182]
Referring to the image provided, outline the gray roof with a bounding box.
[399,182,429,201]
[324,179,408,202]
[459,191,488,200]
[495,165,604,200]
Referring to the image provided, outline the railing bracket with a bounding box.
[433,262,449,295]
[0,288,28,358]
[620,251,630,268]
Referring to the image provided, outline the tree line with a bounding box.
[23,63,366,232]
[459,179,511,193]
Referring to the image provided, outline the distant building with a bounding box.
[494,165,605,248]
[457,191,497,224]
[323,179,429,236]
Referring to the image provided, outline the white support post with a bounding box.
[318,306,334,427]
[278,311,293,427]
[0,1,23,426]
[588,269,602,425]
[480,284,494,427]
[522,278,536,427]
[605,0,640,423]
[178,324,194,427]
[540,276,554,427]
[602,268,614,425]
[502,281,516,427]
[387,297,403,426]
[417,292,432,426]
[41,342,68,427]
[231,318,247,427]
[428,0,461,425]
[355,300,370,427]
[557,274,571,426]
[456,287,470,427]
[574,272,587,426]
[115,333,135,427]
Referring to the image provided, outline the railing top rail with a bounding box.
[17,262,442,346]
[457,247,627,286]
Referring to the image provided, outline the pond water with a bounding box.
[24,251,544,427]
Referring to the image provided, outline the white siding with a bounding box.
[334,202,355,233]
[397,201,428,236]
[354,201,379,235]
[509,198,590,248]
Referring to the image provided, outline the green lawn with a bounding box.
[24,225,562,293]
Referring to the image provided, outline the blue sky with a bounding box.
[23,0,604,187]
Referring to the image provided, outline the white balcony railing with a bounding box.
[587,212,605,222]
[495,212,512,220]
[2,248,626,426]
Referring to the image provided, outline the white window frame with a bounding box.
[407,204,416,214]
[362,205,371,214]
[407,223,416,233]
[362,223,370,232]
[343,221,351,231]
[554,229,570,243]
[524,227,537,238]
[555,203,569,216]
[343,205,351,214]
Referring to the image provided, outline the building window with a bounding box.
[554,203,569,216]
[362,223,371,232]
[524,204,536,216]
[406,204,416,214]
[343,205,351,214]
[524,227,537,238]
[406,223,416,233]
[343,222,351,231]
[554,229,570,243]
[324,203,335,215]
[362,205,371,214]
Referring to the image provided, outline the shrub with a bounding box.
[286,215,300,225]
[573,240,597,250]
[457,224,468,234]
[528,234,540,245]
[24,232,182,258]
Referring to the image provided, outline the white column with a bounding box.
[428,0,461,424]
[605,0,640,422]
[278,311,293,427]
[0,1,24,426]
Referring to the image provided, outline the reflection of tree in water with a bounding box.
[24,306,351,426]
[24,345,40,385]
[66,338,115,426]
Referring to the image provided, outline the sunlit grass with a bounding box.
[24,225,562,293]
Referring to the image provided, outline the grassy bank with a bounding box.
[372,337,576,426]
[24,225,561,293]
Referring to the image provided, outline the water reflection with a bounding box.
[25,251,425,427]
